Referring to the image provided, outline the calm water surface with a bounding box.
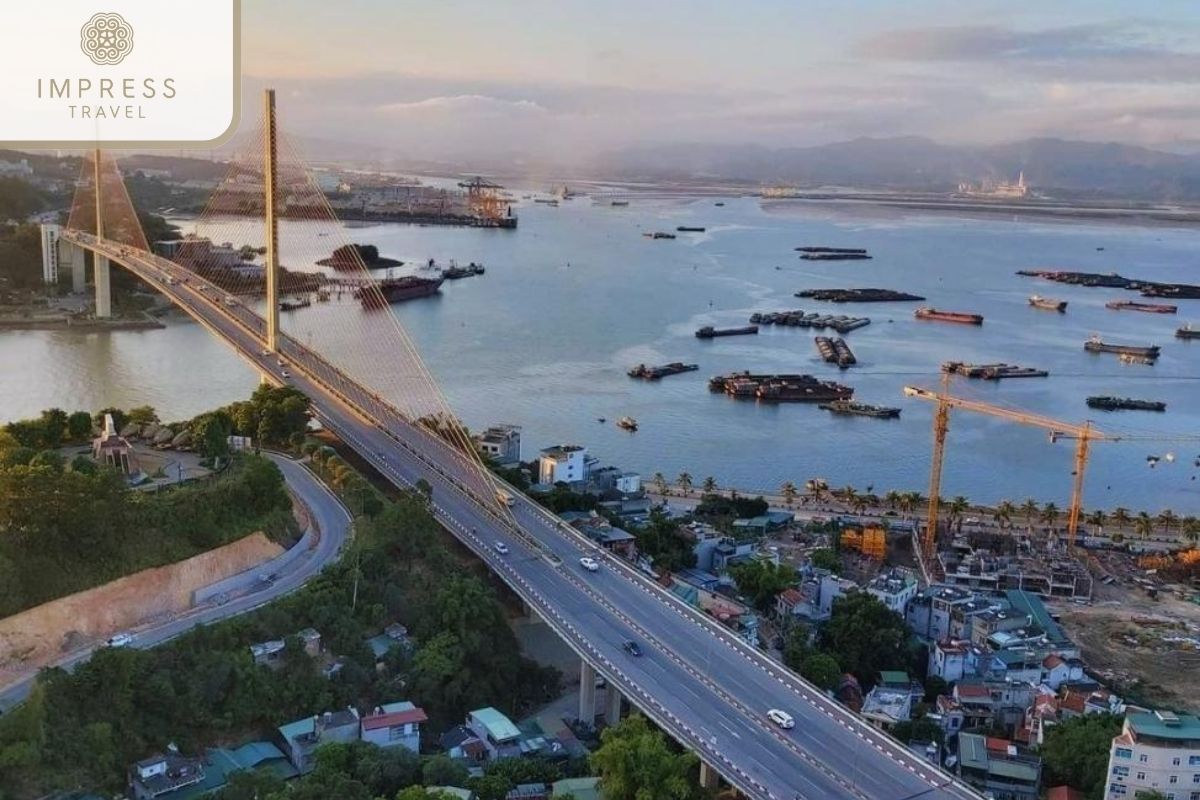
[3,196,1199,512]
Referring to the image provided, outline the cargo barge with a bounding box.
[941,362,1049,380]
[708,372,853,403]
[1084,335,1160,360]
[1018,269,1200,299]
[643,231,677,240]
[1086,397,1166,412]
[279,298,312,312]
[818,400,901,419]
[795,246,871,261]
[1178,325,1200,340]
[750,310,871,333]
[796,288,924,303]
[1105,300,1177,314]
[441,261,485,280]
[815,336,857,368]
[356,275,444,307]
[915,307,984,325]
[1028,295,1067,312]
[628,362,699,380]
[696,325,758,339]
[676,226,706,233]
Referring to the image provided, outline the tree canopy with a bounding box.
[589,715,699,800]
[1039,713,1124,800]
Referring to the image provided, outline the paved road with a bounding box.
[0,452,351,713]
[65,233,983,800]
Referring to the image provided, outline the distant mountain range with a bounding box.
[595,137,1200,202]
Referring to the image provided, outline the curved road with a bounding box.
[63,232,984,800]
[0,453,351,713]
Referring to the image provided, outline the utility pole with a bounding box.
[264,89,280,352]
[93,148,112,318]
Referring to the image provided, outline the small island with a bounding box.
[316,243,403,272]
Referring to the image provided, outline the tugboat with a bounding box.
[1178,324,1200,340]
[1086,396,1167,412]
[915,308,984,325]
[616,416,638,431]
[628,362,700,380]
[1029,295,1068,312]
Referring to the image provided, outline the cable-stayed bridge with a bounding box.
[48,90,985,800]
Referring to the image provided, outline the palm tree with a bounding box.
[852,494,869,516]
[805,478,827,503]
[884,490,901,510]
[996,500,1016,530]
[1020,498,1039,531]
[1040,502,1059,528]
[1111,507,1132,532]
[1182,516,1200,548]
[837,485,858,507]
[676,471,693,495]
[702,476,718,494]
[652,472,668,496]
[1157,509,1178,536]
[948,496,969,532]
[780,481,798,507]
[1086,509,1106,536]
[1135,511,1153,541]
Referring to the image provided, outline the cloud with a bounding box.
[377,94,549,116]
[858,23,1200,83]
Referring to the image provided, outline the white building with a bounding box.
[475,424,521,464]
[360,701,428,753]
[538,444,587,485]
[614,471,641,494]
[866,569,919,615]
[1104,710,1200,800]
[40,224,61,284]
[0,158,33,177]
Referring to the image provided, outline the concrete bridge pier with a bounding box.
[699,761,721,791]
[604,684,623,725]
[578,661,597,726]
[94,253,112,318]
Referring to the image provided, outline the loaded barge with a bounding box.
[795,247,871,261]
[1084,335,1160,360]
[696,325,759,339]
[818,400,901,419]
[1105,300,1177,314]
[1086,397,1166,412]
[815,336,857,368]
[643,231,677,240]
[1018,269,1200,299]
[915,307,984,325]
[356,275,444,307]
[628,362,699,380]
[750,310,871,333]
[941,362,1049,380]
[676,226,706,233]
[1029,295,1067,312]
[1178,325,1200,340]
[709,372,853,403]
[796,288,924,303]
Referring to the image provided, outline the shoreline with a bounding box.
[0,316,166,332]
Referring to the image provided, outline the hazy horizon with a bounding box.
[239,1,1200,166]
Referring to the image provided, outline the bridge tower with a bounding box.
[263,88,281,352]
[92,147,112,318]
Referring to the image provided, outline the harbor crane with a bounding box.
[903,381,1199,569]
[457,176,510,222]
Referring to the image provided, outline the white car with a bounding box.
[579,556,600,572]
[106,633,134,648]
[280,369,291,379]
[493,541,510,556]
[767,709,795,729]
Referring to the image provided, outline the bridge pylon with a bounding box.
[263,89,281,352]
[92,147,112,318]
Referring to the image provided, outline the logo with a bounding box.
[80,12,134,65]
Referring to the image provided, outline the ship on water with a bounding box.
[1105,300,1178,314]
[915,307,984,325]
[628,362,699,380]
[1086,397,1167,412]
[1178,325,1200,340]
[696,325,759,339]
[356,274,444,307]
[1028,295,1067,312]
[941,362,1048,380]
[676,226,706,233]
[709,372,853,403]
[1084,335,1160,360]
[616,416,638,431]
[818,400,900,419]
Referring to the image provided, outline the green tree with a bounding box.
[701,476,717,493]
[651,472,668,495]
[1039,713,1123,800]
[1156,509,1178,535]
[729,560,796,613]
[1111,507,1132,531]
[675,471,693,495]
[66,411,94,441]
[1135,511,1153,540]
[589,715,696,800]
[819,593,912,687]
[1020,498,1040,531]
[995,499,1015,530]
[808,548,840,573]
[193,410,233,461]
[780,480,798,507]
[1040,502,1059,527]
[422,754,469,788]
[799,652,841,690]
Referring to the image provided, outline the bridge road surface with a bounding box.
[70,233,983,800]
[0,454,351,713]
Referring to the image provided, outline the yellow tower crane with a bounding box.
[903,380,1198,569]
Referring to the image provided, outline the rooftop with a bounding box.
[539,444,584,459]
[471,707,521,743]
[1127,710,1200,742]
[362,701,429,731]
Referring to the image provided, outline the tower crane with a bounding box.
[903,380,1200,571]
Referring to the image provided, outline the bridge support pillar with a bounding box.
[62,240,86,294]
[263,88,280,352]
[94,254,111,318]
[578,661,597,726]
[604,685,623,726]
[699,761,721,791]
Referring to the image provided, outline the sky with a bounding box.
[240,1,1200,165]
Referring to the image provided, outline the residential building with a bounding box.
[559,511,637,560]
[866,569,919,615]
[862,684,913,730]
[428,789,475,800]
[278,707,361,773]
[1061,687,1122,719]
[550,777,601,800]
[731,511,795,537]
[361,701,428,753]
[440,725,488,764]
[614,472,641,494]
[906,584,987,642]
[957,733,1043,800]
[711,536,760,572]
[1104,710,1200,800]
[506,785,549,800]
[250,628,322,667]
[475,424,521,465]
[128,752,205,800]
[538,445,588,485]
[929,638,983,683]
[0,158,33,177]
[367,622,414,663]
[467,707,524,760]
[934,695,965,736]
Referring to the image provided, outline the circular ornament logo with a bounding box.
[80,12,134,65]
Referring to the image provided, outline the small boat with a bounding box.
[714,202,725,206]
[1177,325,1200,340]
[610,200,629,207]
[616,416,638,431]
[1029,295,1067,312]
[596,417,606,423]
